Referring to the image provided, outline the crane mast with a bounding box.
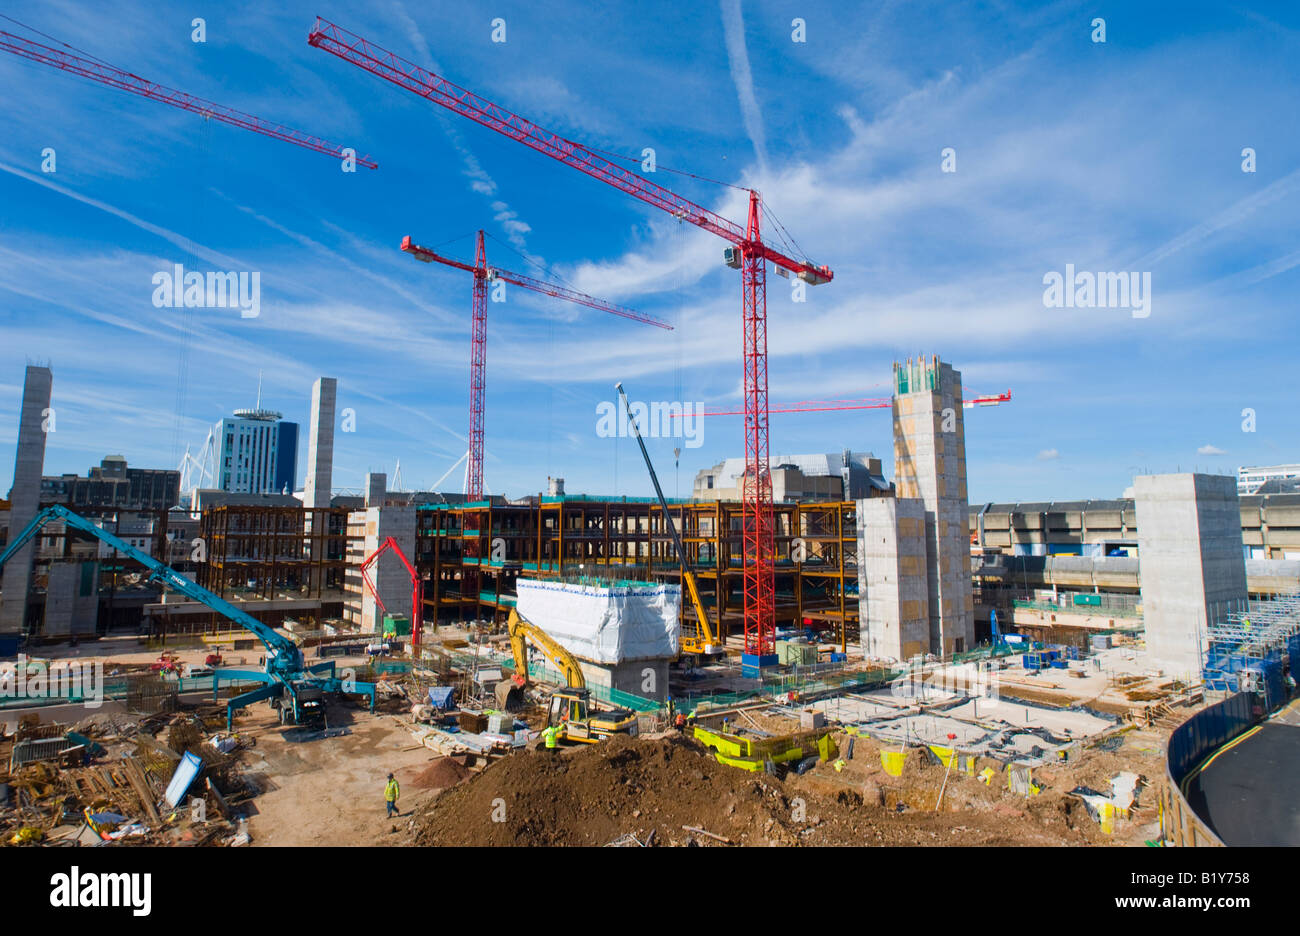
[312,18,832,655]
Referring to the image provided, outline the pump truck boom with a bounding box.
[0,505,375,728]
[498,607,638,744]
[616,382,723,656]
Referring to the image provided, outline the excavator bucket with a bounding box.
[495,679,524,712]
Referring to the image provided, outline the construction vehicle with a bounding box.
[498,608,638,744]
[0,505,375,729]
[616,382,723,656]
[358,535,423,649]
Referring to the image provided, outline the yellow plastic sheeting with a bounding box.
[817,734,839,762]
[694,724,836,766]
[1099,802,1115,835]
[928,744,957,768]
[714,744,806,772]
[881,750,907,777]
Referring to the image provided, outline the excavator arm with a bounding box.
[505,607,585,690]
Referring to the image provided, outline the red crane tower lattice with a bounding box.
[400,232,671,501]
[311,19,833,656]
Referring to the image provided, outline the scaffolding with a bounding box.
[1203,593,1300,709]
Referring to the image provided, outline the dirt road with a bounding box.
[240,707,453,846]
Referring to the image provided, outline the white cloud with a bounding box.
[1197,444,1227,456]
[719,0,768,173]
[1037,448,1060,461]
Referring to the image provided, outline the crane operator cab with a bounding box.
[547,688,638,744]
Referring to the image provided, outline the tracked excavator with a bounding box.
[495,608,638,743]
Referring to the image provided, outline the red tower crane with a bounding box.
[310,19,833,656]
[401,232,671,500]
[0,26,375,168]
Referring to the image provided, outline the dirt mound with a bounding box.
[409,757,470,792]
[410,734,1117,847]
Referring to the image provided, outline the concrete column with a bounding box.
[1135,473,1247,680]
[857,497,929,661]
[891,356,975,655]
[303,377,336,510]
[2,365,53,635]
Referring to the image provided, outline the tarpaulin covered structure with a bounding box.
[515,579,680,664]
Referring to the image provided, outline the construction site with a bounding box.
[1,11,1297,857]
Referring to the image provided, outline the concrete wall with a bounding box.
[857,497,929,661]
[892,358,975,654]
[303,377,336,510]
[42,561,99,637]
[1135,473,1248,679]
[2,366,53,634]
[577,657,668,703]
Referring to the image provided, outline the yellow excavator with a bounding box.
[616,382,724,656]
[496,608,639,744]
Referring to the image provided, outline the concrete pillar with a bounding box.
[891,356,975,655]
[365,472,387,508]
[857,497,929,661]
[1135,473,1247,680]
[302,377,337,596]
[2,365,53,635]
[303,377,336,510]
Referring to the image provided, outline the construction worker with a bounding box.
[542,723,563,752]
[674,712,687,733]
[384,773,400,817]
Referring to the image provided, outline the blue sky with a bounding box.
[1,0,1297,504]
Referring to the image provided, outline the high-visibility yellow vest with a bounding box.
[385,779,399,802]
[543,726,562,748]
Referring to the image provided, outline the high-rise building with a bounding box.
[215,407,298,495]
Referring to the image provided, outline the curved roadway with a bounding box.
[1183,698,1300,846]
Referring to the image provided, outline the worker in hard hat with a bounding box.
[384,773,400,818]
[542,722,563,752]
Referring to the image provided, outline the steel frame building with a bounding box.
[415,496,860,652]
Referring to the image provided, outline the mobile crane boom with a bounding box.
[615,383,722,655]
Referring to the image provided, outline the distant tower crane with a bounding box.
[311,19,833,657]
[0,24,375,168]
[693,390,1012,417]
[401,231,672,500]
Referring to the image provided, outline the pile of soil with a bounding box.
[411,733,1127,847]
[408,757,470,792]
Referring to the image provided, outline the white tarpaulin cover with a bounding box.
[515,579,680,663]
